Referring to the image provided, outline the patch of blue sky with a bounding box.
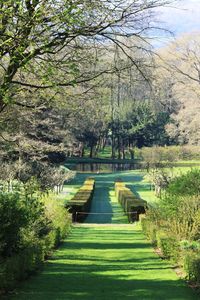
[147,0,200,48]
[161,0,200,34]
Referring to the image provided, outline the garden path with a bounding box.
[8,172,197,300]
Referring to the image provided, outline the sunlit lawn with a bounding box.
[8,225,197,300]
[7,169,199,300]
[53,185,81,205]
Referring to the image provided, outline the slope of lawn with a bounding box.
[7,227,197,300]
[6,171,198,300]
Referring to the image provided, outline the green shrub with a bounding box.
[141,218,157,246]
[0,240,44,292]
[43,193,71,239]
[0,180,71,293]
[184,252,200,283]
[157,231,180,262]
[0,192,29,257]
[180,240,200,252]
[166,169,200,196]
[159,195,200,241]
[138,145,200,163]
[44,229,60,254]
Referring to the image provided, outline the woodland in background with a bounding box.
[2,30,199,169]
[0,1,200,182]
[0,0,173,183]
[1,1,200,294]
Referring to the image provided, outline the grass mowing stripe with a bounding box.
[8,224,197,300]
[7,171,198,300]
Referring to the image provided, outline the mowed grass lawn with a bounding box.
[8,225,197,300]
[6,170,198,300]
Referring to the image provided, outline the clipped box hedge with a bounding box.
[66,178,95,222]
[0,242,44,293]
[115,180,147,222]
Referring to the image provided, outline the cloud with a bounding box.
[158,0,200,35]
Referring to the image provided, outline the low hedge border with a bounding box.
[0,202,71,294]
[66,178,95,222]
[115,179,147,222]
[141,217,200,287]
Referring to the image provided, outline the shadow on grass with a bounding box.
[7,226,199,300]
[6,172,198,300]
[8,265,197,300]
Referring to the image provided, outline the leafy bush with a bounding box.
[166,169,200,196]
[180,240,200,252]
[141,218,157,246]
[158,170,200,241]
[141,169,200,285]
[157,231,180,262]
[44,194,71,239]
[184,252,200,283]
[0,179,71,293]
[138,145,200,164]
[159,195,200,241]
[0,192,29,257]
[43,193,71,251]
[0,242,44,292]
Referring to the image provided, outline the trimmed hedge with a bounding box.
[115,180,147,222]
[157,231,180,262]
[0,192,71,294]
[184,252,200,283]
[66,178,95,222]
[0,241,44,293]
[141,217,157,246]
[141,218,180,262]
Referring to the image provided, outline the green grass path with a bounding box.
[8,172,198,300]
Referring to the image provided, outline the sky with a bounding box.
[154,0,200,46]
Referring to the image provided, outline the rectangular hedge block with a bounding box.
[66,178,95,222]
[115,180,147,222]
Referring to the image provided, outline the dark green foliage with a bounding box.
[141,218,157,246]
[110,103,171,157]
[157,231,180,262]
[166,169,200,196]
[0,181,71,293]
[141,216,180,262]
[141,169,200,286]
[184,252,200,283]
[0,192,29,257]
[0,242,44,292]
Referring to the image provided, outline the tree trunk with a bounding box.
[81,143,85,157]
[94,139,101,157]
[122,146,125,160]
[117,136,121,159]
[102,136,107,149]
[111,132,115,159]
[129,149,134,159]
[90,145,94,158]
